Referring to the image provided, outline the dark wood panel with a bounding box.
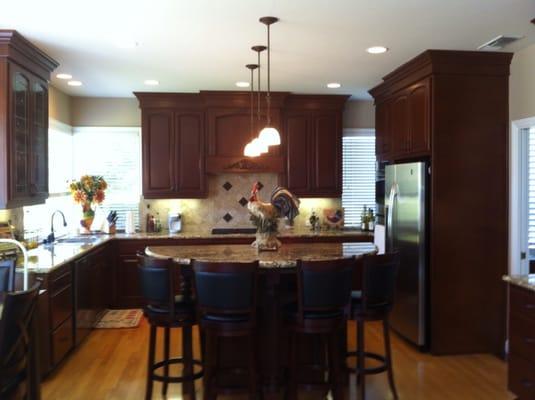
[510,313,535,364]
[375,100,391,160]
[142,110,175,197]
[389,93,409,155]
[285,113,311,193]
[30,78,48,197]
[508,353,535,400]
[175,112,205,196]
[49,284,72,329]
[408,78,430,154]
[51,316,73,366]
[114,254,144,308]
[313,112,341,195]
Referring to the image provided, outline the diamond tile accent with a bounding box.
[223,213,233,222]
[238,197,248,207]
[222,182,233,191]
[257,181,264,191]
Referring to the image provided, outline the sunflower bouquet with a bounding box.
[69,175,107,232]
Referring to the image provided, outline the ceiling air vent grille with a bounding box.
[477,35,523,51]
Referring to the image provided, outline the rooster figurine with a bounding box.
[247,182,300,250]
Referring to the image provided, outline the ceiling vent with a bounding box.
[477,35,523,51]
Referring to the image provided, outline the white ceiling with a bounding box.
[1,0,534,99]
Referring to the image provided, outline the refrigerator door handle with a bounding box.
[386,183,398,252]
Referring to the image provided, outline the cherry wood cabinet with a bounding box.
[282,95,348,197]
[141,108,205,198]
[370,50,512,356]
[374,78,430,161]
[0,30,58,208]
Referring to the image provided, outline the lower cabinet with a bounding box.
[508,285,535,399]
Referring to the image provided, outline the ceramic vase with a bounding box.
[80,202,95,234]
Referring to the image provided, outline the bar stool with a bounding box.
[0,258,16,292]
[0,282,41,399]
[138,253,203,400]
[284,257,355,400]
[346,253,400,400]
[192,259,259,400]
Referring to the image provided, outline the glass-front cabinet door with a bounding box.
[11,65,31,201]
[31,79,48,196]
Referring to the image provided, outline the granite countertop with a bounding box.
[17,227,373,273]
[146,242,377,269]
[503,274,535,292]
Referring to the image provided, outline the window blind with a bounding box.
[73,127,141,230]
[529,127,535,247]
[342,130,376,227]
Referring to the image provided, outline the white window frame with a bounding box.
[510,117,535,275]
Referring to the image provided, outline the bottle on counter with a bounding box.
[367,208,375,232]
[154,213,162,233]
[146,213,155,233]
[360,205,369,231]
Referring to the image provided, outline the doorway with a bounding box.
[510,117,535,275]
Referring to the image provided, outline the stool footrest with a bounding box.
[345,350,388,375]
[151,357,203,383]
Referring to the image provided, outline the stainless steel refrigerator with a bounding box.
[385,161,428,348]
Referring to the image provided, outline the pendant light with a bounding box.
[244,63,260,157]
[258,16,281,146]
[251,45,268,154]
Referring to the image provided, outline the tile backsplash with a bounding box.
[141,173,341,231]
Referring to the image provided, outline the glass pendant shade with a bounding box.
[252,137,268,154]
[259,126,281,146]
[244,141,261,157]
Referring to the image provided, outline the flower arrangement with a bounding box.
[69,175,107,232]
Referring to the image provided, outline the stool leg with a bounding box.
[329,330,342,400]
[248,333,257,399]
[383,318,399,400]
[162,327,170,396]
[287,331,297,400]
[357,320,365,400]
[183,325,196,399]
[146,324,157,400]
[203,330,216,400]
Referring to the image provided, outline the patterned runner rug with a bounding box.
[94,309,143,329]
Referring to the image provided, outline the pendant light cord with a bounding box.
[250,67,254,138]
[257,51,261,125]
[266,23,271,125]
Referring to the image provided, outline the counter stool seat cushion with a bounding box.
[202,313,249,323]
[351,290,362,301]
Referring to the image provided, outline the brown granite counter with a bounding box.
[17,228,372,273]
[503,274,535,292]
[145,242,377,268]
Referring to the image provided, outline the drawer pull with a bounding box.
[524,337,535,344]
[524,304,535,309]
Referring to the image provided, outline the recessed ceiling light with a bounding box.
[56,73,72,80]
[236,81,250,88]
[327,82,341,89]
[115,39,139,49]
[67,80,82,87]
[144,79,159,86]
[367,46,388,54]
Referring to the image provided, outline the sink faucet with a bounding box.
[45,210,67,244]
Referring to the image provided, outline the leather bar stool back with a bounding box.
[192,260,259,400]
[285,257,356,400]
[138,253,203,400]
[0,282,41,399]
[348,252,400,400]
[0,259,16,292]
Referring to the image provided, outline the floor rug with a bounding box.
[94,309,143,329]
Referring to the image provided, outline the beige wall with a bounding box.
[71,97,141,127]
[343,100,375,129]
[49,85,72,125]
[510,43,535,121]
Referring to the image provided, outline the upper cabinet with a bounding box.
[135,92,348,199]
[282,95,348,197]
[0,30,58,209]
[136,94,206,199]
[372,78,430,161]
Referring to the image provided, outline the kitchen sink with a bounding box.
[55,235,103,244]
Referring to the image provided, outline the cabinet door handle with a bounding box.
[524,337,535,344]
[524,304,535,309]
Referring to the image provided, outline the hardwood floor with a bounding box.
[42,318,514,400]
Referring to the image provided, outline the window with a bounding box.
[529,126,535,248]
[342,129,376,227]
[73,127,141,230]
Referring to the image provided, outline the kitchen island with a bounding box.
[147,242,376,394]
